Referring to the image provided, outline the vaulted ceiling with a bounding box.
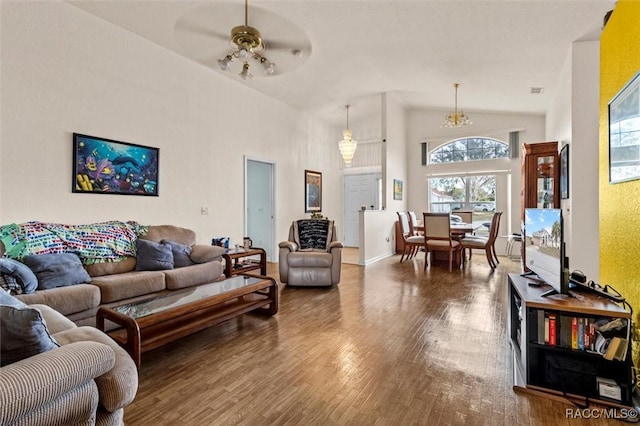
[69,0,615,124]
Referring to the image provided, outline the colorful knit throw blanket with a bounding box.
[0,221,149,264]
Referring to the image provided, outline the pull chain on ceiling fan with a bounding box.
[217,0,275,79]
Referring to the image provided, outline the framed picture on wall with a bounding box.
[304,169,322,212]
[73,133,159,196]
[393,179,403,200]
[609,71,640,184]
[560,144,569,199]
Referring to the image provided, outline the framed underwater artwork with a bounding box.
[72,133,159,196]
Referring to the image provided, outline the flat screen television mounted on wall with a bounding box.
[523,208,569,297]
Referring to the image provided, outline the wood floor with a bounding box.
[123,254,621,425]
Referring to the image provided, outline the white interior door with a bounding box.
[245,158,275,261]
[343,174,378,247]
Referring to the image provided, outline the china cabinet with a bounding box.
[521,141,559,218]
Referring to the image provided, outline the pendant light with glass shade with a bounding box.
[338,105,358,167]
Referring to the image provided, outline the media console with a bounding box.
[508,273,635,407]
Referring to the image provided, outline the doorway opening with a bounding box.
[245,158,275,261]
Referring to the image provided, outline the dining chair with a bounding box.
[408,211,421,235]
[397,212,425,262]
[460,211,503,269]
[422,212,461,272]
[455,210,473,224]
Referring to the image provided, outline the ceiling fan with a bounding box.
[217,0,274,79]
[173,0,311,80]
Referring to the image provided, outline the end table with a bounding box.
[222,247,267,277]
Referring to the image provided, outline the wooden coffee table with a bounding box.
[96,274,278,367]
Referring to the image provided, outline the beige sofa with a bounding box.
[3,224,225,327]
[0,303,137,426]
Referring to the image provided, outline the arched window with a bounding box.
[430,137,509,164]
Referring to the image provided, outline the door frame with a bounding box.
[244,156,276,262]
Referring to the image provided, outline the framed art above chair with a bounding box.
[304,170,322,212]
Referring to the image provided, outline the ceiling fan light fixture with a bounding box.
[259,57,275,75]
[218,0,276,78]
[442,83,473,128]
[238,46,251,60]
[239,63,253,80]
[217,55,233,71]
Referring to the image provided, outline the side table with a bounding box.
[222,247,267,277]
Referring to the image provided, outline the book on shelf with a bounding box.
[616,338,629,361]
[604,337,620,360]
[589,319,596,351]
[571,317,578,349]
[549,314,557,346]
[534,311,627,358]
[538,310,545,344]
[604,337,629,361]
[544,313,550,344]
[560,316,572,347]
[578,318,585,350]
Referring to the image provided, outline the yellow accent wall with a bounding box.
[600,0,640,361]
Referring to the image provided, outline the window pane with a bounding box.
[429,177,465,212]
[495,144,509,157]
[429,137,509,164]
[429,175,496,235]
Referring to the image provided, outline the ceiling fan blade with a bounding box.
[264,39,309,52]
[175,20,229,42]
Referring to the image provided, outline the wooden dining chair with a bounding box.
[408,211,421,235]
[422,212,461,272]
[397,212,425,262]
[455,210,473,224]
[460,211,502,269]
[451,210,474,238]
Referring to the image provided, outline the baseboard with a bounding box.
[361,251,395,266]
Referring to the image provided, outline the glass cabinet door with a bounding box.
[536,155,555,208]
[521,141,559,220]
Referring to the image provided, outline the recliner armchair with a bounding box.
[278,220,343,286]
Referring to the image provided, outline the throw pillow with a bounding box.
[294,219,334,251]
[161,239,195,268]
[0,258,38,294]
[23,253,92,290]
[0,290,59,366]
[135,239,174,271]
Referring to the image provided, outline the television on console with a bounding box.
[523,208,569,297]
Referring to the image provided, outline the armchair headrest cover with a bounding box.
[293,220,334,251]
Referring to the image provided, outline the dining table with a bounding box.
[414,222,475,237]
[414,222,476,268]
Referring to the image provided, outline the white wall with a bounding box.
[545,40,600,280]
[406,109,546,237]
[0,2,343,252]
[384,93,408,213]
[358,210,395,265]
